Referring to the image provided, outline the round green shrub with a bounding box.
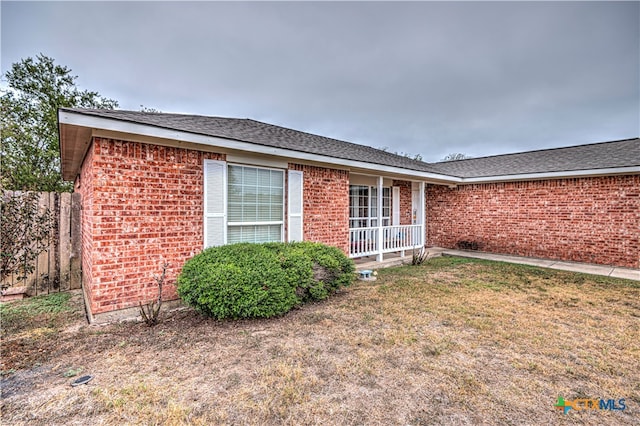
[177,242,355,319]
[177,243,299,319]
[288,241,355,301]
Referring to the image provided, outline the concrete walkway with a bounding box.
[355,247,640,281]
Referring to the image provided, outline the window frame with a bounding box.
[349,184,391,228]
[226,163,285,244]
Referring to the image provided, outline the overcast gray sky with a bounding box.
[2,1,638,162]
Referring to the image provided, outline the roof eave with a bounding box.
[59,110,93,181]
[58,109,640,185]
[458,166,640,184]
[58,110,460,183]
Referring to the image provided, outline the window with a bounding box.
[204,160,302,248]
[227,165,284,243]
[349,185,390,228]
[349,185,369,228]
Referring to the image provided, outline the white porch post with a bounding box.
[419,181,426,247]
[376,175,384,262]
[394,186,404,258]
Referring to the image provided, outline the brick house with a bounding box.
[58,108,640,322]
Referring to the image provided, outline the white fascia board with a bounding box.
[459,166,640,184]
[59,111,460,183]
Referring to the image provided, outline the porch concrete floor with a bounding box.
[354,247,640,281]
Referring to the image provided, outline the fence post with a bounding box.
[59,192,72,291]
[35,192,51,295]
[70,192,82,290]
[51,192,61,292]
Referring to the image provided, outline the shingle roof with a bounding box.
[61,108,440,174]
[429,138,640,178]
[60,108,639,180]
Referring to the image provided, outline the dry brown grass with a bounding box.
[2,257,638,425]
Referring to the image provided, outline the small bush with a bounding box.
[1,191,54,288]
[456,240,481,250]
[139,262,169,326]
[177,242,355,320]
[412,247,429,265]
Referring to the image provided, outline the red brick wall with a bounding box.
[75,144,95,309]
[426,176,640,268]
[289,163,350,254]
[80,138,224,315]
[393,180,413,225]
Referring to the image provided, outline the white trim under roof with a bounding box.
[458,166,640,184]
[59,110,640,184]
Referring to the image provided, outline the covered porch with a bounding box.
[348,174,426,261]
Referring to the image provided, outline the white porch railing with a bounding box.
[349,226,380,257]
[349,224,424,258]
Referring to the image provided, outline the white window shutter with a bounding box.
[392,186,400,226]
[288,170,303,242]
[204,160,227,248]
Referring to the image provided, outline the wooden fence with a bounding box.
[1,192,82,295]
